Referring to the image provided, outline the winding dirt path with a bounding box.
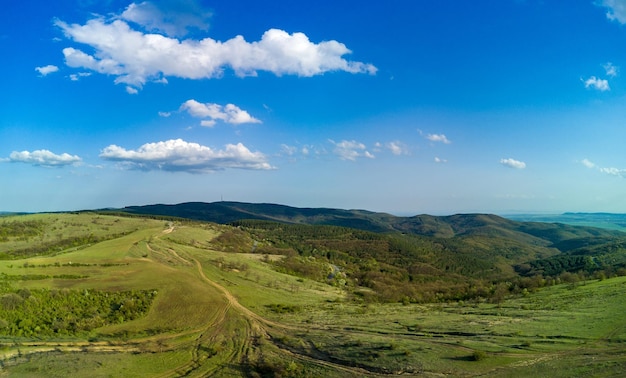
[188,255,396,376]
[152,225,403,376]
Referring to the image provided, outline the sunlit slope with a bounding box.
[0,213,158,259]
[0,213,350,376]
[0,214,226,332]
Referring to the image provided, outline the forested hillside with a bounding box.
[118,202,626,303]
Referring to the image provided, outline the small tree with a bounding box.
[0,293,23,310]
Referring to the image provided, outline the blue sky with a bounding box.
[2,0,626,214]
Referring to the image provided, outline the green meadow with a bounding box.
[0,212,624,377]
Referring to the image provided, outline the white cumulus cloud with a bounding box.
[54,8,376,91]
[500,158,526,169]
[584,76,610,91]
[179,99,261,126]
[330,140,375,161]
[7,150,81,167]
[35,65,59,76]
[99,138,273,172]
[598,0,626,24]
[426,133,451,144]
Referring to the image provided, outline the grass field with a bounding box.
[0,213,624,377]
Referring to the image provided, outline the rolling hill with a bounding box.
[121,201,626,250]
[119,202,626,284]
[0,209,625,376]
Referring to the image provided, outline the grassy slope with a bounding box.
[0,213,624,377]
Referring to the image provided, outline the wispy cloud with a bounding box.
[330,140,375,161]
[600,167,626,176]
[68,72,91,81]
[604,62,618,77]
[581,158,596,169]
[583,76,610,91]
[500,158,526,169]
[35,65,59,76]
[597,0,626,24]
[280,144,298,156]
[277,143,324,160]
[434,157,447,163]
[99,139,273,172]
[120,0,212,38]
[54,3,376,91]
[386,141,409,155]
[581,158,626,177]
[179,99,261,126]
[6,149,81,167]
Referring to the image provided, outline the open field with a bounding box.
[0,213,624,376]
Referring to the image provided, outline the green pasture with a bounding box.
[262,276,626,376]
[5,349,192,378]
[0,213,625,376]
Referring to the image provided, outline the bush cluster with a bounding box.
[0,287,156,337]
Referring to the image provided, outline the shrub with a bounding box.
[265,303,300,314]
[471,350,487,361]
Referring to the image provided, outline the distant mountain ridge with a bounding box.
[506,212,626,231]
[123,201,512,236]
[123,201,395,232]
[121,201,625,247]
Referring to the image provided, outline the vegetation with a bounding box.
[0,209,624,377]
[229,219,626,304]
[0,287,155,336]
